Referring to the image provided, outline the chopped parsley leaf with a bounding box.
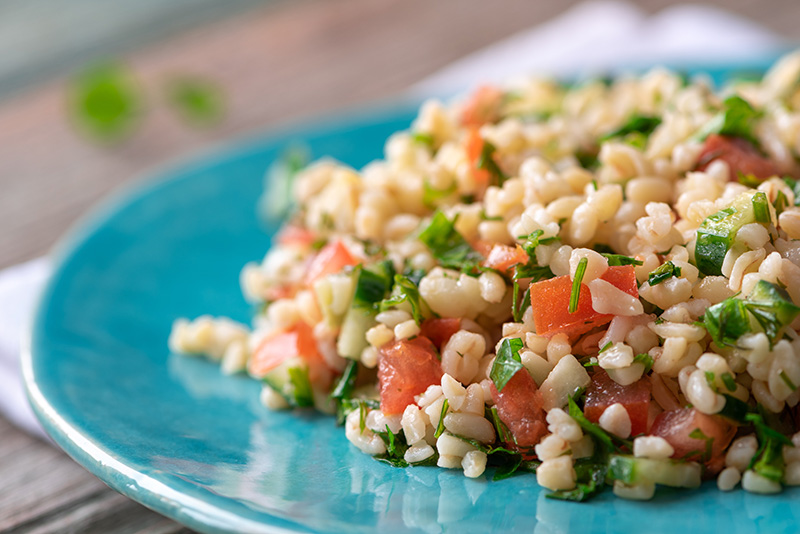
[422,179,457,208]
[696,95,761,145]
[783,177,800,206]
[647,261,682,286]
[434,399,450,438]
[489,338,525,392]
[703,280,800,347]
[602,253,643,267]
[419,211,484,272]
[747,408,793,482]
[720,372,737,392]
[632,353,654,374]
[379,274,426,324]
[600,114,662,148]
[411,131,435,149]
[477,140,508,185]
[511,282,532,323]
[569,257,588,313]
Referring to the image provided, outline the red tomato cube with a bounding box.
[584,369,651,436]
[378,336,443,415]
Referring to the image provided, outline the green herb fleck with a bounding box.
[703,280,800,347]
[600,114,662,147]
[647,261,682,286]
[287,366,315,408]
[747,408,792,482]
[780,370,798,391]
[775,189,790,216]
[569,257,588,313]
[411,131,435,149]
[568,395,631,452]
[602,253,643,267]
[688,428,714,462]
[547,458,607,502]
[632,353,654,374]
[490,406,514,445]
[490,338,525,393]
[423,179,458,208]
[261,145,310,222]
[379,274,426,324]
[696,95,761,145]
[720,372,737,392]
[511,282,532,323]
[434,399,450,438]
[477,140,508,185]
[419,211,484,272]
[783,177,800,207]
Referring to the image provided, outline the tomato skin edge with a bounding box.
[529,265,638,338]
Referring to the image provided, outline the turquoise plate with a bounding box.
[24,61,800,534]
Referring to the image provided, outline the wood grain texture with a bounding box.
[2,0,799,532]
[0,418,193,533]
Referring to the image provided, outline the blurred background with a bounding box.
[1,0,799,532]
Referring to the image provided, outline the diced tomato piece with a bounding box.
[264,285,293,302]
[584,369,651,436]
[529,265,638,338]
[461,86,504,127]
[472,239,495,258]
[491,369,547,457]
[484,244,529,273]
[649,408,736,466]
[378,336,443,415]
[465,127,491,185]
[305,240,359,285]
[697,134,780,182]
[249,322,332,387]
[277,225,317,248]
[420,318,462,350]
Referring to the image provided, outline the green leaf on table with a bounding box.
[166,76,224,126]
[70,62,142,142]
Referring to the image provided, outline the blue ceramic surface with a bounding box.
[24,62,800,534]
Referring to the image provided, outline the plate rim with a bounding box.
[21,96,422,534]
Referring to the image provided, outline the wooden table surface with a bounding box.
[2,0,799,531]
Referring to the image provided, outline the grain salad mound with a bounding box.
[169,52,800,501]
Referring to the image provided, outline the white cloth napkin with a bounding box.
[0,257,50,438]
[413,1,783,95]
[0,1,785,439]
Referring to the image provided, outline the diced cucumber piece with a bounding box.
[262,356,315,408]
[608,455,701,488]
[353,261,395,307]
[313,272,355,327]
[337,306,376,360]
[695,191,771,276]
[748,279,800,329]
